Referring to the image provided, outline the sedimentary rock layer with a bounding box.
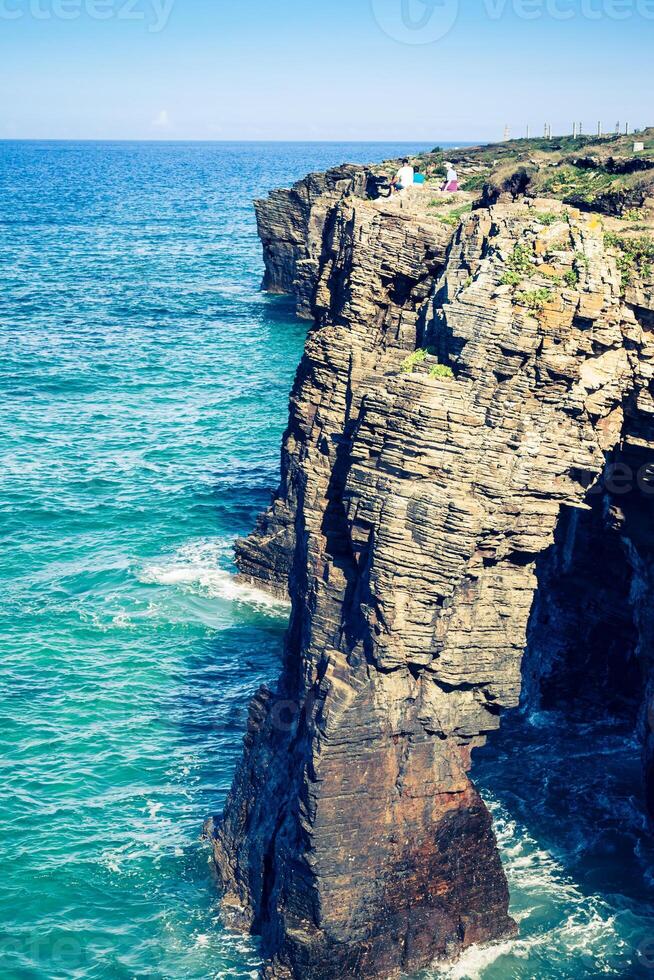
[254,165,372,317]
[213,159,654,978]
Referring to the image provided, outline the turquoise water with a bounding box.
[0,140,431,979]
[0,141,652,979]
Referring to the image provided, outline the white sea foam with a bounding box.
[431,910,624,979]
[468,795,628,974]
[138,538,290,615]
[434,939,518,979]
[425,789,633,977]
[112,611,134,629]
[147,800,164,820]
[102,851,124,875]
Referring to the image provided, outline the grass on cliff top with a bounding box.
[414,129,654,214]
[418,133,644,181]
[386,129,654,220]
[536,164,623,202]
[447,129,654,166]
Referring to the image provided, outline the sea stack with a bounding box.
[207,134,654,978]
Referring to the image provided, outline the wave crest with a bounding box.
[138,538,290,615]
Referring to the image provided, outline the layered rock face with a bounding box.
[235,165,376,596]
[212,165,654,978]
[254,165,373,317]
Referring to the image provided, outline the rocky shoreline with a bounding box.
[207,132,654,978]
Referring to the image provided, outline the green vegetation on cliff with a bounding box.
[407,128,654,217]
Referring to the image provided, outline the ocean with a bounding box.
[0,140,652,979]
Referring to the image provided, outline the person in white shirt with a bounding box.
[442,162,459,192]
[391,158,414,193]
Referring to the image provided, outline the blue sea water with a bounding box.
[0,140,652,980]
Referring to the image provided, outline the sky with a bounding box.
[0,0,652,141]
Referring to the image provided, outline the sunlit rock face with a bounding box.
[212,160,654,978]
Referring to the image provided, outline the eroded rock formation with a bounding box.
[209,146,654,978]
[253,165,373,317]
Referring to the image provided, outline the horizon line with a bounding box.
[0,137,483,145]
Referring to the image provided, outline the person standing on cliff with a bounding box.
[442,162,459,192]
[391,158,414,193]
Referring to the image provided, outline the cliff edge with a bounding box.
[208,133,654,978]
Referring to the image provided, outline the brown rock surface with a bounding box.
[211,150,654,978]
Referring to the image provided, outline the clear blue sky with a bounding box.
[0,0,652,141]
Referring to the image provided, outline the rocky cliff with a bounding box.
[253,165,375,318]
[208,136,654,978]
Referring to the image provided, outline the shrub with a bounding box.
[429,364,454,379]
[439,204,473,227]
[563,267,580,287]
[604,232,654,288]
[400,348,430,373]
[516,288,552,311]
[400,347,453,377]
[462,172,492,192]
[501,270,522,287]
[576,249,591,272]
[534,211,559,226]
[506,243,535,276]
